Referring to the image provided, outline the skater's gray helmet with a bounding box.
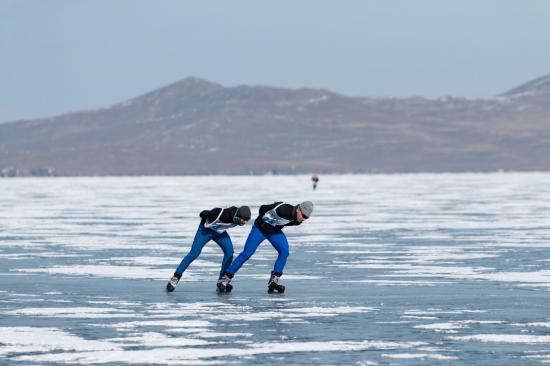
[298,201,314,218]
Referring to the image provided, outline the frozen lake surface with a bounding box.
[1,174,550,365]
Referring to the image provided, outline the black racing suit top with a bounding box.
[254,202,302,235]
[199,207,238,226]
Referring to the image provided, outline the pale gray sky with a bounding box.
[1,0,549,122]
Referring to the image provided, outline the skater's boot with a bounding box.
[267,272,285,293]
[217,273,233,293]
[166,273,181,292]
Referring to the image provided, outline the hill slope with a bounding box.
[1,75,549,176]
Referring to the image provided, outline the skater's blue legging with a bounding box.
[226,223,289,276]
[175,224,234,279]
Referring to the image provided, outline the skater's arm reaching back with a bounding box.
[200,207,240,225]
[199,208,222,225]
[258,202,300,225]
[275,204,298,222]
[276,204,302,226]
[258,202,282,217]
[255,202,303,233]
[219,207,238,223]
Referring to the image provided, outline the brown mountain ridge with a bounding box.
[1,75,549,176]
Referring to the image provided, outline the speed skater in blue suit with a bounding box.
[217,201,314,293]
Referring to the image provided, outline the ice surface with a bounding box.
[1,174,550,365]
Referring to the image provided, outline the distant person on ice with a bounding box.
[217,201,314,293]
[166,205,251,292]
[311,174,319,190]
